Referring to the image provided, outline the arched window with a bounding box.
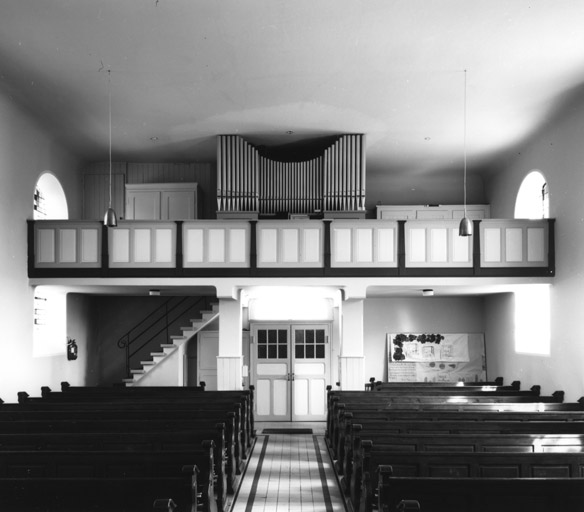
[33,172,68,220]
[32,173,68,357]
[514,170,549,219]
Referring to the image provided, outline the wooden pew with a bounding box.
[365,376,510,391]
[0,475,197,512]
[331,402,584,463]
[349,433,584,509]
[58,382,255,435]
[358,451,584,512]
[366,376,507,387]
[376,465,584,512]
[0,416,232,508]
[325,387,571,447]
[340,421,584,489]
[0,423,233,498]
[39,385,256,450]
[0,446,215,512]
[6,395,248,475]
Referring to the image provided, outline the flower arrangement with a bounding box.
[392,333,444,361]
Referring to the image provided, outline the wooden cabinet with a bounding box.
[376,204,490,220]
[125,183,199,220]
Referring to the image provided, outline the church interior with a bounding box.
[1,2,584,510]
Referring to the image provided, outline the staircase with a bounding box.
[122,301,219,386]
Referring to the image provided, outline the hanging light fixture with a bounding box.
[459,69,472,237]
[103,69,118,227]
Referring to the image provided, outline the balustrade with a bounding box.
[28,218,554,278]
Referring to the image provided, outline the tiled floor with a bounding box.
[230,422,346,512]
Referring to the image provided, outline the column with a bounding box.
[339,298,365,390]
[217,296,243,390]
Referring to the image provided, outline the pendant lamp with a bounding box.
[104,69,118,227]
[459,69,472,237]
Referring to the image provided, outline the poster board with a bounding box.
[387,332,486,383]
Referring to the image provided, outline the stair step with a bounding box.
[118,301,221,387]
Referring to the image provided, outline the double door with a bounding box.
[251,323,330,421]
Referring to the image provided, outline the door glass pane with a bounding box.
[279,345,288,358]
[316,329,325,344]
[295,330,304,344]
[258,330,267,344]
[316,345,325,358]
[258,345,267,359]
[268,344,277,358]
[306,330,314,344]
[295,344,304,359]
[268,330,277,344]
[306,345,314,358]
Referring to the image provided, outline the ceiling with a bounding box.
[2,0,584,180]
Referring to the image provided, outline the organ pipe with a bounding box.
[216,134,365,215]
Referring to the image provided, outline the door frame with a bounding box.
[250,321,331,422]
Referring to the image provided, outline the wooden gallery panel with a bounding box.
[182,221,250,267]
[480,219,549,267]
[405,220,472,267]
[331,220,397,267]
[256,221,324,267]
[108,222,176,267]
[35,221,101,267]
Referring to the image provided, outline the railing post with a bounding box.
[125,336,130,379]
[165,302,170,343]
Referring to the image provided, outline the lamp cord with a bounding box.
[463,69,468,218]
[108,69,112,210]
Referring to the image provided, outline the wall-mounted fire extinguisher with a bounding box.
[67,338,78,361]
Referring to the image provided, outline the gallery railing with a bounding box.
[28,218,554,278]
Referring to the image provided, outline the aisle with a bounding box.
[230,422,346,512]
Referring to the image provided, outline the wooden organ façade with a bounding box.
[216,134,366,217]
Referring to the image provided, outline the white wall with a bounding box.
[363,297,485,383]
[0,91,83,402]
[484,92,584,401]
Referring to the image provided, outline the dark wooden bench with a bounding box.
[0,445,216,512]
[340,418,584,472]
[0,423,233,497]
[58,382,255,435]
[0,416,233,507]
[365,376,509,391]
[358,451,584,512]
[34,385,255,451]
[376,465,584,512]
[348,433,584,509]
[331,404,584,463]
[0,474,198,512]
[1,399,247,475]
[325,387,572,446]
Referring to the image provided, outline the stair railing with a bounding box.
[117,296,211,379]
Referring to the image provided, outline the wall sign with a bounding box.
[387,332,486,383]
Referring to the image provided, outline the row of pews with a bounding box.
[0,382,255,512]
[326,378,584,512]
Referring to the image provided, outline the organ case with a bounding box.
[216,134,366,218]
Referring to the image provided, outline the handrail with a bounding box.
[117,296,210,378]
